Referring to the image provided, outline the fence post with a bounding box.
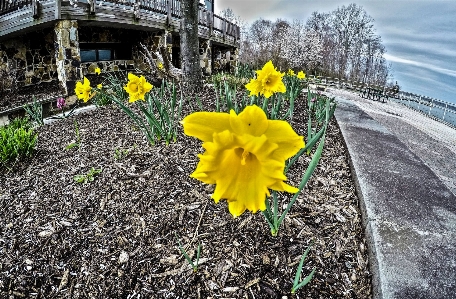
[209,11,213,36]
[89,0,96,15]
[55,0,61,19]
[166,0,171,26]
[32,0,40,18]
[443,103,447,121]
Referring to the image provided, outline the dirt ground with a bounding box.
[0,88,372,298]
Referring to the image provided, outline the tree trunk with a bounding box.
[180,0,202,93]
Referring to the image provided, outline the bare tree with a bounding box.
[230,2,390,85]
[180,0,202,92]
[305,4,389,83]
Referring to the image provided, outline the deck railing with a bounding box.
[0,0,240,40]
[0,0,32,14]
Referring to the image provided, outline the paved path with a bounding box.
[328,89,456,299]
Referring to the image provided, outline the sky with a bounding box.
[215,0,456,105]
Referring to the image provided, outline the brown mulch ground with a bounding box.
[0,87,372,298]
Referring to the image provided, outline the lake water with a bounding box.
[390,94,456,128]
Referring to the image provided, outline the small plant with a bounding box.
[74,167,102,184]
[92,84,112,107]
[291,242,316,294]
[0,117,38,165]
[52,97,78,120]
[114,147,129,160]
[23,97,44,126]
[175,233,201,273]
[109,77,183,145]
[66,120,81,150]
[262,91,336,236]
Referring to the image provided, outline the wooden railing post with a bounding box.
[209,11,213,36]
[55,0,61,19]
[134,0,140,20]
[88,0,96,15]
[32,0,39,18]
[166,0,171,26]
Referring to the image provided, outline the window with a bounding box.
[79,43,131,62]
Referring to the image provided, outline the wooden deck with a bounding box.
[0,0,240,46]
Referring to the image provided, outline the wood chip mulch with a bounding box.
[0,87,372,298]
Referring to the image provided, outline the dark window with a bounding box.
[98,50,112,61]
[79,43,132,62]
[80,50,97,62]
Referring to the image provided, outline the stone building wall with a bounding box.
[54,20,82,95]
[0,21,238,107]
[0,28,58,92]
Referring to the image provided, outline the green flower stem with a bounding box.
[261,97,269,116]
[291,242,316,294]
[264,92,336,236]
[278,134,325,227]
[175,233,201,273]
[285,126,325,173]
[110,96,155,145]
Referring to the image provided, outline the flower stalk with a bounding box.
[175,233,202,273]
[291,242,316,294]
[263,91,336,236]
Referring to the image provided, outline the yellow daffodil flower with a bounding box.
[181,105,305,217]
[288,69,295,76]
[158,62,164,70]
[245,61,286,98]
[297,71,306,79]
[95,67,101,75]
[74,77,93,103]
[124,73,153,103]
[97,84,103,89]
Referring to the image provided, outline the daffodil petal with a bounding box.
[128,73,139,81]
[227,199,246,218]
[181,112,231,142]
[229,105,268,136]
[264,120,305,160]
[270,181,299,193]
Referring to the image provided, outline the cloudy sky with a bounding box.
[215,0,456,105]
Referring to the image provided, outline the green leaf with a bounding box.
[294,267,316,291]
[74,175,86,183]
[65,143,79,150]
[278,133,326,228]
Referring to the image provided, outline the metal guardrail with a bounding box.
[307,75,456,128]
[391,92,456,128]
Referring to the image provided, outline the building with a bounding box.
[0,0,240,111]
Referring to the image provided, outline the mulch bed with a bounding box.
[0,87,372,298]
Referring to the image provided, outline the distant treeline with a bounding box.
[221,3,391,87]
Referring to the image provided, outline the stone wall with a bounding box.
[0,20,238,110]
[0,28,57,92]
[212,45,237,73]
[54,20,82,95]
[200,40,212,76]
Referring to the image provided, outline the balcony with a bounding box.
[0,0,240,46]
